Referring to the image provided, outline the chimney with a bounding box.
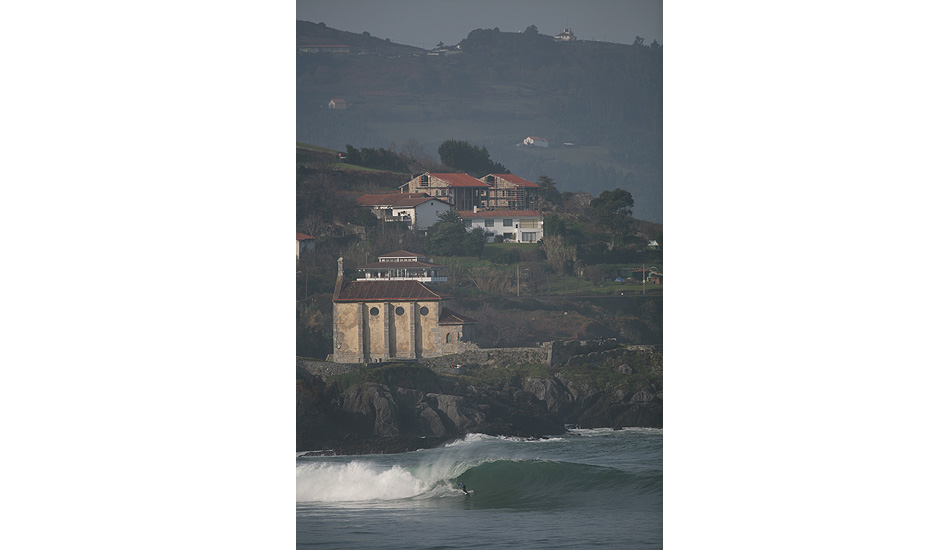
[333,256,344,298]
[473,205,478,213]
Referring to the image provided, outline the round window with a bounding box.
[370,307,379,316]
[395,307,405,316]
[420,307,429,316]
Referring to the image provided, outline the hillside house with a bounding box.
[401,172,489,212]
[555,29,577,41]
[355,193,449,231]
[332,257,475,363]
[357,251,447,283]
[480,174,540,210]
[328,98,348,109]
[296,232,316,261]
[459,209,543,243]
[523,136,549,147]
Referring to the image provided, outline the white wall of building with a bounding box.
[463,215,543,243]
[393,199,450,231]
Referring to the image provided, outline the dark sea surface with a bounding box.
[297,428,662,549]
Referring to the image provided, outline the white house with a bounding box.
[523,136,549,148]
[459,209,543,243]
[390,196,451,231]
[555,29,577,41]
[328,98,348,109]
[355,193,450,231]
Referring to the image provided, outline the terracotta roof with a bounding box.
[438,307,477,325]
[485,174,541,188]
[333,280,450,302]
[392,196,449,208]
[427,173,489,188]
[296,233,316,240]
[356,192,429,206]
[378,250,425,258]
[458,210,542,218]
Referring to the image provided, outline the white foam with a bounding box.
[296,461,430,502]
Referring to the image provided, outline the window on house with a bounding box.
[485,219,494,227]
[420,307,429,316]
[370,307,379,316]
[463,220,472,228]
[446,333,452,343]
[522,232,537,242]
[503,219,513,227]
[395,307,405,315]
[520,219,539,228]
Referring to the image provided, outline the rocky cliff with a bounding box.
[297,358,662,454]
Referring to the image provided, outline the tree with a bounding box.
[525,25,539,35]
[426,210,483,256]
[536,175,562,208]
[541,234,577,276]
[590,188,635,250]
[437,139,508,175]
[344,144,361,165]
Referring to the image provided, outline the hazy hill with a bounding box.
[297,21,662,222]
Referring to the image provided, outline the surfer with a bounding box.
[458,481,468,495]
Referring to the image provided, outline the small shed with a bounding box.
[296,232,316,261]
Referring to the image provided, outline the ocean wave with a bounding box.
[297,456,660,507]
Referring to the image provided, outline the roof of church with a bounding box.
[438,307,477,325]
[378,250,425,258]
[333,280,450,302]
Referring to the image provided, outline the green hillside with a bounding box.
[296,21,662,222]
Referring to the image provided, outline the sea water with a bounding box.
[296,428,662,549]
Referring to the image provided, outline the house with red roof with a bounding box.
[401,172,489,212]
[523,136,548,147]
[479,174,541,210]
[331,255,476,362]
[459,209,544,243]
[355,192,449,231]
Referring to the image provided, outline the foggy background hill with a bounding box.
[297,20,663,222]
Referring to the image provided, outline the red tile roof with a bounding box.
[296,233,316,240]
[438,307,477,325]
[428,173,489,188]
[333,280,450,302]
[485,174,541,188]
[458,210,542,218]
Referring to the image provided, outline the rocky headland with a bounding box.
[296,343,662,454]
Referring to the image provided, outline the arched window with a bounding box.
[446,333,452,343]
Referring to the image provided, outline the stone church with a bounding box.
[331,253,476,363]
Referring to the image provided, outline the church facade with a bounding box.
[331,255,475,363]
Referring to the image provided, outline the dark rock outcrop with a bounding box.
[296,364,662,453]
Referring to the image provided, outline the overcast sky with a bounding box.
[296,0,662,50]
